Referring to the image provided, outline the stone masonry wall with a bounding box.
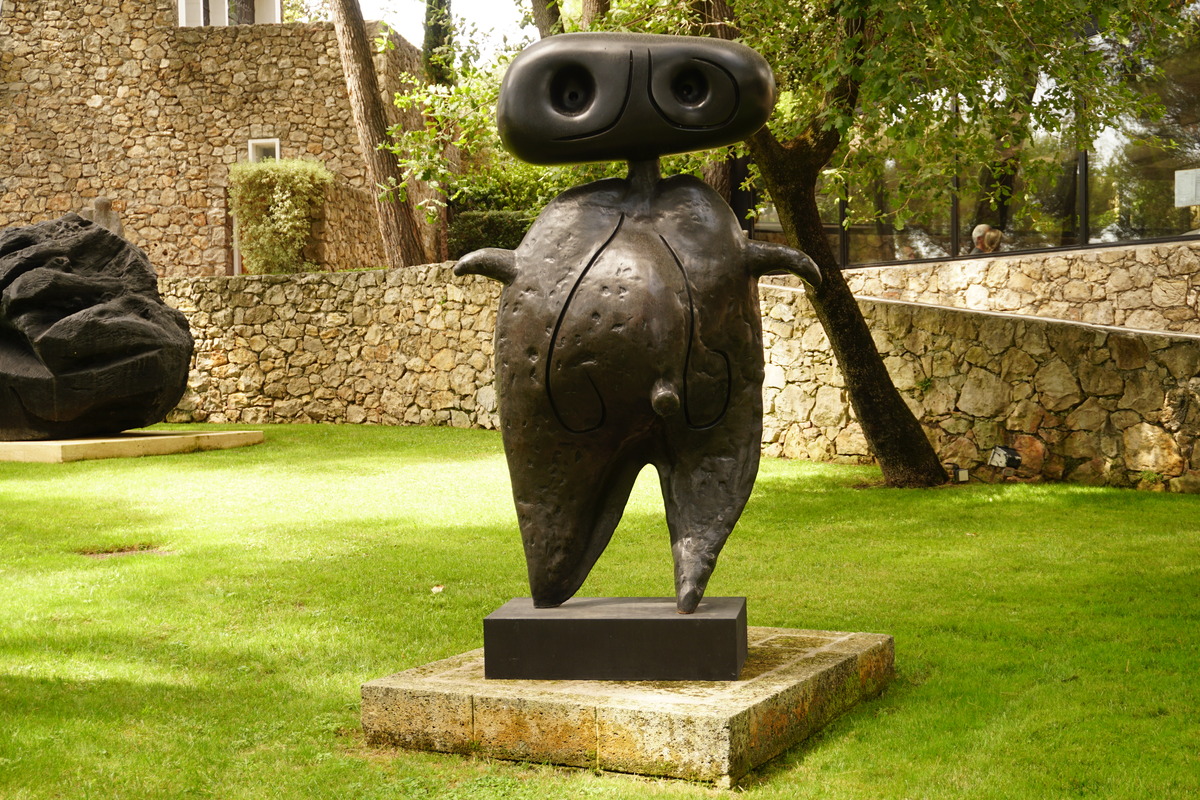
[0,1,429,276]
[760,285,1200,492]
[160,264,501,427]
[160,249,1200,492]
[309,182,386,272]
[845,239,1200,334]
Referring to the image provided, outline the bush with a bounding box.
[228,159,334,274]
[447,210,534,258]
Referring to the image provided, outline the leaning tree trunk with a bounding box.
[580,0,609,27]
[723,0,945,488]
[529,0,561,37]
[750,131,948,487]
[690,0,739,206]
[329,0,429,268]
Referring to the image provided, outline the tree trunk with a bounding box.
[691,1,741,214]
[423,0,455,86]
[580,0,609,27]
[732,2,946,487]
[750,130,947,487]
[529,0,561,38]
[230,0,255,24]
[329,0,429,268]
[690,0,738,39]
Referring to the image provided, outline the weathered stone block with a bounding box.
[1079,362,1125,396]
[362,627,894,787]
[1065,397,1110,432]
[1034,359,1082,411]
[1159,344,1200,380]
[957,367,1009,417]
[1119,370,1166,417]
[1123,423,1185,476]
[0,430,262,463]
[1109,335,1151,370]
[474,695,597,767]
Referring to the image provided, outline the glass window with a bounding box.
[845,162,953,264]
[248,139,281,162]
[820,31,1199,267]
[1090,35,1200,243]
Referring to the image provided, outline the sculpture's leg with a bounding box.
[658,433,760,613]
[509,441,646,607]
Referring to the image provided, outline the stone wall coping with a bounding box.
[851,294,1200,343]
[760,281,1200,344]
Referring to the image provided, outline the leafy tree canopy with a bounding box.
[386,0,1196,486]
[391,0,1195,227]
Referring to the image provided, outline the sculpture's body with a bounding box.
[457,33,820,613]
[0,214,193,441]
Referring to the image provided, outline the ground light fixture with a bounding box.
[987,445,1022,469]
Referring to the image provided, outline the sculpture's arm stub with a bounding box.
[454,248,518,285]
[747,240,822,287]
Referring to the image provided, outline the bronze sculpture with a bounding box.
[457,33,820,613]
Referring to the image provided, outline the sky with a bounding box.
[358,0,527,49]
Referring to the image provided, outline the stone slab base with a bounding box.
[362,626,894,787]
[0,430,265,463]
[484,597,748,681]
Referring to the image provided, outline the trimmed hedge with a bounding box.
[228,159,333,274]
[447,210,534,259]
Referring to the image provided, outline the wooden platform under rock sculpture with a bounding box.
[0,430,264,463]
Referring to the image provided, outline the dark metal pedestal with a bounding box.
[483,597,748,681]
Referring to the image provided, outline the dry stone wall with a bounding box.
[160,246,1200,492]
[160,264,501,428]
[309,182,387,271]
[761,285,1200,492]
[0,0,430,276]
[846,240,1200,334]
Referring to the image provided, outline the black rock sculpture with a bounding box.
[0,214,194,441]
[457,33,821,613]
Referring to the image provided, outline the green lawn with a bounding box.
[1,423,1197,799]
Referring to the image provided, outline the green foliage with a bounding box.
[388,0,1195,236]
[386,14,723,219]
[384,1,1199,257]
[1,423,1199,797]
[228,158,334,275]
[602,0,1193,231]
[281,0,328,23]
[387,43,614,219]
[447,210,535,258]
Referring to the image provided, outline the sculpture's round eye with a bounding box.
[671,68,709,107]
[651,58,738,129]
[550,65,595,116]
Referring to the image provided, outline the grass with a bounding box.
[1,423,1198,799]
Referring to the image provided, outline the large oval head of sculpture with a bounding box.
[497,32,776,165]
[457,33,819,614]
[0,214,194,441]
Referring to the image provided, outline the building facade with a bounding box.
[0,0,427,276]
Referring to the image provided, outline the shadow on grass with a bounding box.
[0,493,172,562]
[4,425,1200,797]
